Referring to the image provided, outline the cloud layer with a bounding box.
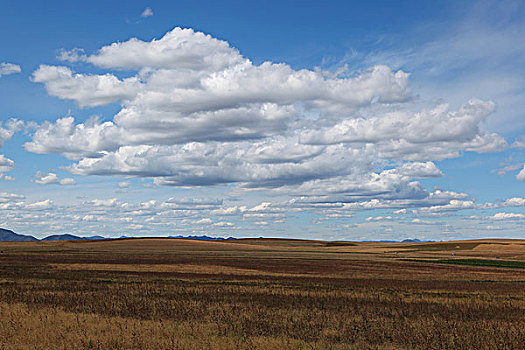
[23,27,512,227]
[0,187,523,239]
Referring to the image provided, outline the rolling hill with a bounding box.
[0,229,105,242]
[0,228,38,241]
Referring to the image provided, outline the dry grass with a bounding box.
[0,238,524,349]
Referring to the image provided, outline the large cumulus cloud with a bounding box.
[26,27,507,205]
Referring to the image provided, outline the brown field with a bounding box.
[0,238,524,349]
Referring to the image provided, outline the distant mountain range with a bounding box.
[0,228,38,241]
[0,229,235,242]
[168,235,236,241]
[401,238,431,243]
[0,228,432,243]
[0,228,106,242]
[41,234,106,241]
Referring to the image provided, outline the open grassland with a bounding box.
[0,238,524,349]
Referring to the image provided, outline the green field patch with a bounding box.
[401,258,525,269]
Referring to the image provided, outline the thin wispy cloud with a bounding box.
[0,62,21,76]
[361,1,525,134]
[141,7,153,18]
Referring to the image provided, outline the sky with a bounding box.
[0,0,524,240]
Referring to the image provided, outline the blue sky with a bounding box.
[0,0,524,240]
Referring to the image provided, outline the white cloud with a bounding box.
[211,206,240,215]
[26,199,54,210]
[248,202,272,212]
[90,198,118,207]
[511,136,525,149]
[491,212,525,220]
[25,26,510,213]
[195,218,212,225]
[394,162,444,178]
[0,118,20,181]
[59,177,76,185]
[0,155,15,174]
[419,200,475,213]
[126,224,144,230]
[118,181,130,189]
[31,66,141,107]
[65,27,245,71]
[57,48,86,63]
[273,169,427,202]
[493,163,522,177]
[160,198,222,210]
[517,166,525,181]
[0,119,23,147]
[0,192,24,203]
[411,218,435,225]
[141,7,154,18]
[301,99,505,161]
[25,116,121,160]
[213,221,234,227]
[501,197,525,207]
[366,216,393,222]
[427,189,469,201]
[0,62,21,76]
[275,188,473,221]
[33,172,75,185]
